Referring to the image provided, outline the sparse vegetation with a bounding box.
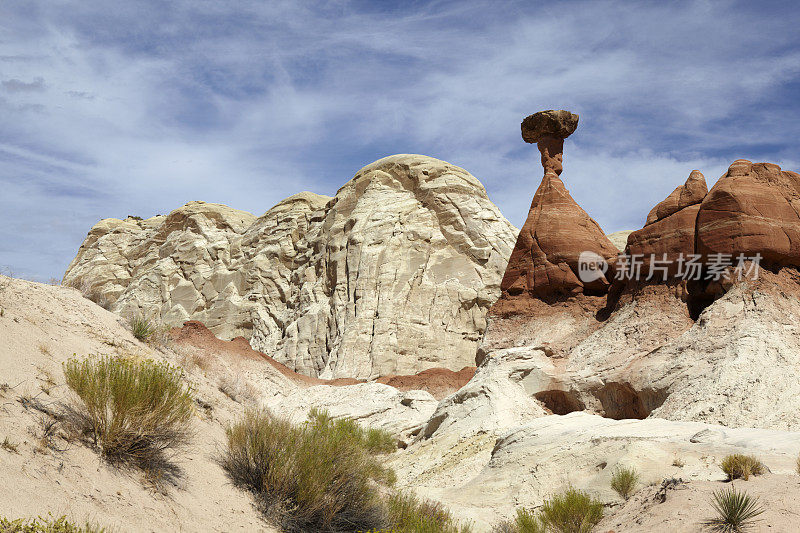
[672,455,685,467]
[704,486,764,532]
[610,465,640,500]
[307,407,397,455]
[384,491,473,533]
[221,408,398,532]
[129,314,155,341]
[492,508,546,533]
[720,454,764,481]
[66,279,111,310]
[2,437,19,454]
[538,488,604,533]
[62,356,194,478]
[0,514,106,532]
[492,489,603,533]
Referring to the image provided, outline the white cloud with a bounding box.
[1,0,800,279]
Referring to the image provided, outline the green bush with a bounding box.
[704,486,764,532]
[384,491,472,533]
[494,508,545,533]
[494,490,603,533]
[0,514,105,532]
[539,488,604,533]
[610,466,640,500]
[720,454,764,481]
[62,356,194,475]
[307,407,396,455]
[221,409,394,532]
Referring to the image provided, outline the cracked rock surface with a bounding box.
[63,154,517,379]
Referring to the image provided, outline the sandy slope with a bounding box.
[0,276,278,532]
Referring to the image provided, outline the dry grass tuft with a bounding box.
[66,278,111,310]
[62,356,195,483]
[720,454,765,481]
[2,437,19,454]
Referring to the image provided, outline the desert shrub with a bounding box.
[0,514,105,532]
[610,465,640,500]
[129,314,155,341]
[704,486,764,532]
[221,409,394,532]
[720,454,764,481]
[538,488,604,533]
[796,453,800,475]
[495,508,546,533]
[384,491,472,533]
[62,356,194,475]
[307,407,397,455]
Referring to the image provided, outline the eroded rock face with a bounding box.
[498,174,619,304]
[645,169,708,225]
[697,159,800,265]
[626,170,708,274]
[64,155,517,379]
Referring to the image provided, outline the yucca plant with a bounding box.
[720,454,764,481]
[62,356,194,473]
[129,314,155,341]
[538,488,604,533]
[610,465,640,500]
[705,486,764,532]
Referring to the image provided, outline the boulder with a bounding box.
[696,159,800,266]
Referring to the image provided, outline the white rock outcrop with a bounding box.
[394,411,800,529]
[64,155,518,379]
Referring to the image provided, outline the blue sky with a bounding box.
[2,0,800,281]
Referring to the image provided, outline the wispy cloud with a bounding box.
[1,0,800,280]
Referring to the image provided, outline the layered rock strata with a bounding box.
[64,155,518,379]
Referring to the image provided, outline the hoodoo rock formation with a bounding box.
[697,159,800,266]
[496,110,618,309]
[63,155,518,379]
[476,149,800,437]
